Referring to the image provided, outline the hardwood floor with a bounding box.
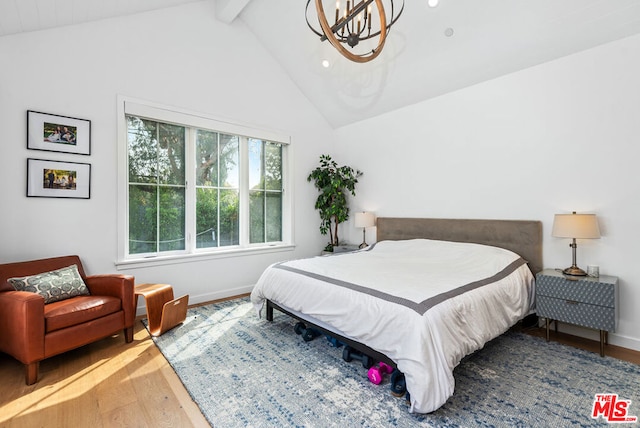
[0,319,209,428]
[1,309,638,427]
[524,325,640,365]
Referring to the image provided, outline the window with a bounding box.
[194,130,240,249]
[128,118,186,254]
[118,99,291,263]
[248,139,283,244]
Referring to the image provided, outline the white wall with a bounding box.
[0,3,332,310]
[1,2,637,351]
[337,34,640,351]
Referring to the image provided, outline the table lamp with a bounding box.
[552,211,601,276]
[355,212,375,249]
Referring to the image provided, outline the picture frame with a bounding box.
[27,110,91,155]
[27,158,91,199]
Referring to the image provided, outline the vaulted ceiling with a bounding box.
[3,0,640,128]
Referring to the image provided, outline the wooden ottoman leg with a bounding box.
[156,295,189,336]
[148,287,174,335]
[136,283,189,337]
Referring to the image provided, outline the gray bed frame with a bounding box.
[266,217,543,367]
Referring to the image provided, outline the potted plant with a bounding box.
[307,154,363,252]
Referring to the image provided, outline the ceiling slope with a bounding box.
[0,0,205,36]
[240,0,640,128]
[2,1,640,129]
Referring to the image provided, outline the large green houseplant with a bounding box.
[307,154,363,252]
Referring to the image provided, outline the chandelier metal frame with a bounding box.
[305,0,404,63]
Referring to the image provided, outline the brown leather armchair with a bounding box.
[0,255,135,385]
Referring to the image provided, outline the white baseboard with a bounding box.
[188,285,254,306]
[541,322,640,352]
[136,284,254,317]
[611,333,640,352]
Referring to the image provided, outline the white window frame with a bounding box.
[116,96,294,269]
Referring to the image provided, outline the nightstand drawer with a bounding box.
[536,274,615,307]
[537,295,615,331]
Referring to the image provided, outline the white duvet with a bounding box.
[250,239,535,413]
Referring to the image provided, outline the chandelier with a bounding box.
[305,0,405,63]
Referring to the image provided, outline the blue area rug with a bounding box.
[147,297,640,427]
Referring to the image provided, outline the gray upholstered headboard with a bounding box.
[376,217,543,274]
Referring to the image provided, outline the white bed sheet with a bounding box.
[250,239,535,414]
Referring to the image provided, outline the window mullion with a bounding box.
[185,128,196,253]
[217,133,221,248]
[239,136,250,246]
[156,124,161,254]
[262,142,267,243]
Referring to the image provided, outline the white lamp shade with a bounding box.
[354,212,375,228]
[552,213,601,239]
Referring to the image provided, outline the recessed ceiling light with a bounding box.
[428,0,439,7]
[321,59,331,68]
[444,27,454,37]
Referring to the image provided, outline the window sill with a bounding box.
[115,243,296,270]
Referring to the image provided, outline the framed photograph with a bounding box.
[27,110,91,155]
[27,158,91,199]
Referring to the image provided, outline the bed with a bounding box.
[250,217,542,414]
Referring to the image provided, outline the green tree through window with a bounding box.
[195,130,240,248]
[249,139,283,243]
[125,112,286,258]
[128,117,185,254]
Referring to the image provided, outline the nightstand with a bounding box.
[536,269,618,357]
[321,244,359,256]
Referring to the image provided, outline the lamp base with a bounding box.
[562,266,587,276]
[359,242,368,249]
